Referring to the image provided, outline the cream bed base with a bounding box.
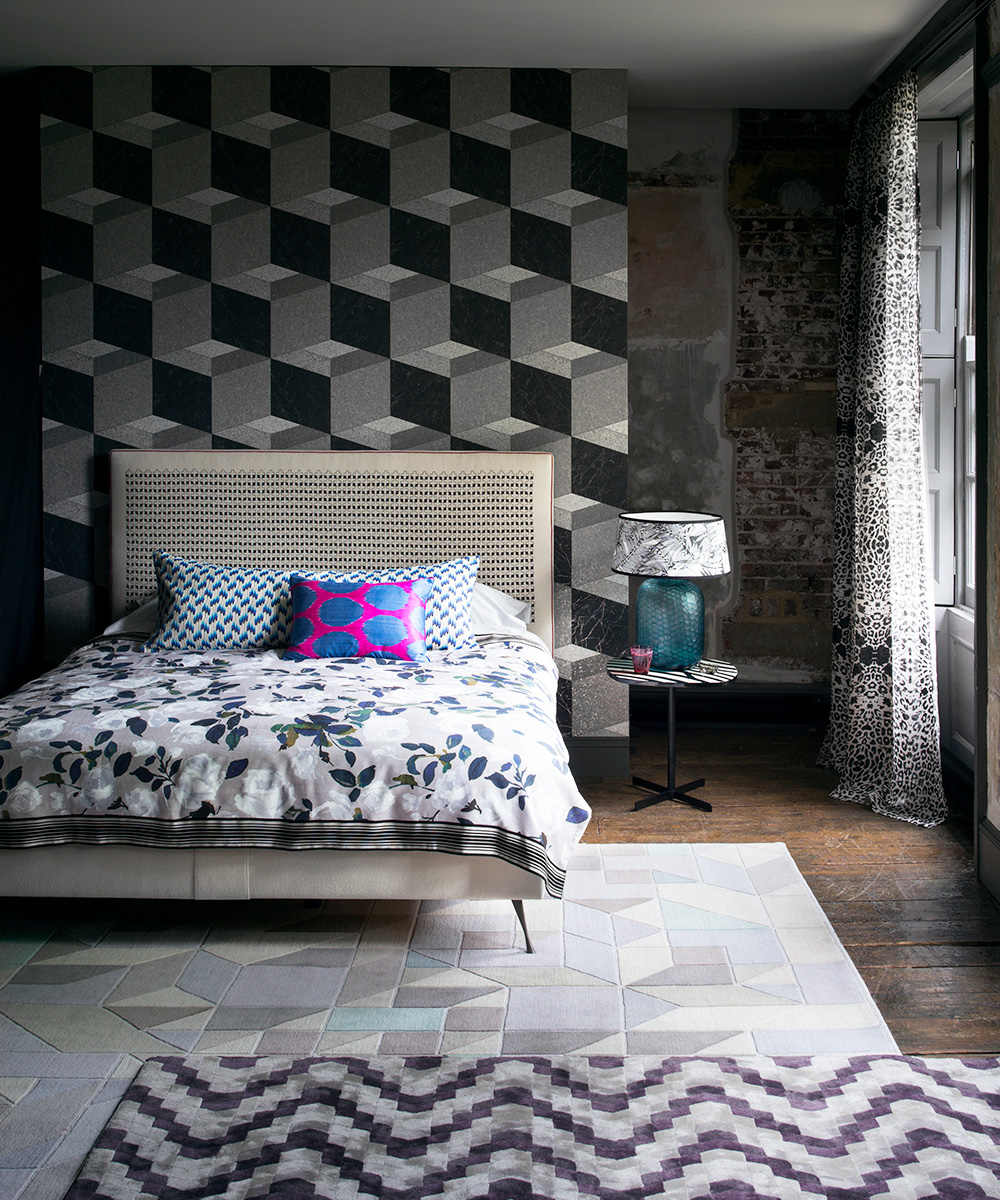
[0,848,544,900]
[4,450,556,911]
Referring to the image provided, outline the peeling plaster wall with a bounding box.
[627,109,736,655]
[627,107,850,682]
[723,110,850,680]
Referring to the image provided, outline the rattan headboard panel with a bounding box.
[110,450,554,652]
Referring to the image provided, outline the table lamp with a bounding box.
[612,511,730,670]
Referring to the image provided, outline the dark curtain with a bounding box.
[0,69,43,696]
[818,73,946,827]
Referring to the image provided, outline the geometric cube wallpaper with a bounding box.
[40,66,628,740]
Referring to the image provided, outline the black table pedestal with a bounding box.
[630,685,712,813]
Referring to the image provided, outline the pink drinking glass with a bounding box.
[630,645,653,674]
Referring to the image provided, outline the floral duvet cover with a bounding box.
[0,634,590,896]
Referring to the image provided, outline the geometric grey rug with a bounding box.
[64,1053,1000,1199]
[2,842,902,1200]
[0,844,897,1060]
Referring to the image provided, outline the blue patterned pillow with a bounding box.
[142,553,292,652]
[141,552,480,653]
[315,557,480,650]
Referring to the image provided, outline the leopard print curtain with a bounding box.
[818,73,947,828]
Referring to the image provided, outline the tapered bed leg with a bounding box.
[511,899,535,953]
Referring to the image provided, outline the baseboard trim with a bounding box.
[977,819,1000,906]
[631,683,831,732]
[942,748,974,818]
[566,736,630,779]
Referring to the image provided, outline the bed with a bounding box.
[0,450,590,945]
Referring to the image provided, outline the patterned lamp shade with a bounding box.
[613,512,730,671]
[612,512,731,578]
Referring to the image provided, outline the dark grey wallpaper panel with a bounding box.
[40,66,628,739]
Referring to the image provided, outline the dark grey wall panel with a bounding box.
[40,65,628,739]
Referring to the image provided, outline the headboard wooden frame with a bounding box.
[109,449,555,654]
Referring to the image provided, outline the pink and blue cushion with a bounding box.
[283,576,433,661]
[316,556,479,650]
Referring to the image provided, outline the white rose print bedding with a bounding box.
[0,634,590,897]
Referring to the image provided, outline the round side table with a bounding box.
[606,657,738,813]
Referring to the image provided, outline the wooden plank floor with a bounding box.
[575,724,1000,1057]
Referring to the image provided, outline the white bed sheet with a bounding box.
[0,633,588,897]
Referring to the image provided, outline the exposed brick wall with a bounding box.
[723,110,851,678]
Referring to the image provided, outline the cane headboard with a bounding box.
[109,449,555,653]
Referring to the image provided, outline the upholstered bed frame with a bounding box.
[3,450,555,905]
[110,449,554,656]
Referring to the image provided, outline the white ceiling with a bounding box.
[3,0,952,109]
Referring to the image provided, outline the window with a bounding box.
[918,51,975,771]
[956,113,975,609]
[918,52,976,612]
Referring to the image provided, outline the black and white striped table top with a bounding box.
[606,657,738,687]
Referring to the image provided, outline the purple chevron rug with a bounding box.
[64,1054,1000,1199]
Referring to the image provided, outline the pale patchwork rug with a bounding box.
[0,843,895,1058]
[66,1054,1000,1199]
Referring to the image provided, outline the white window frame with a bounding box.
[918,119,958,607]
[917,99,976,773]
[956,113,976,610]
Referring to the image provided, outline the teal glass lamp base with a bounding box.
[636,578,704,670]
